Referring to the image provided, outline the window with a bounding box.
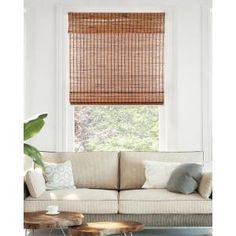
[68,13,165,152]
[74,106,159,152]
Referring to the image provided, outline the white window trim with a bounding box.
[55,3,175,153]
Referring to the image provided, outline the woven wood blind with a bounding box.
[68,13,165,104]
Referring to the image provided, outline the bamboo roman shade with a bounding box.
[68,12,165,104]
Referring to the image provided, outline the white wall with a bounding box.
[24,0,212,165]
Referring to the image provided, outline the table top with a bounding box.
[24,211,84,229]
[69,221,144,235]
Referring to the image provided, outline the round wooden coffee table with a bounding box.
[69,221,144,236]
[24,211,84,236]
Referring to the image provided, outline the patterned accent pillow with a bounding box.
[44,161,75,190]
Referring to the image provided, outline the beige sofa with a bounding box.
[24,151,212,227]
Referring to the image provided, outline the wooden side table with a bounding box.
[24,211,84,236]
[69,221,144,236]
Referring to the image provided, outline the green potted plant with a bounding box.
[24,113,48,170]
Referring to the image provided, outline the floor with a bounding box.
[25,228,212,236]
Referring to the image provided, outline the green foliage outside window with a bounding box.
[74,106,159,152]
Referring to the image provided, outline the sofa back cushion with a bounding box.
[41,152,119,190]
[120,151,203,190]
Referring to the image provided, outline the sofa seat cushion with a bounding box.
[119,189,212,214]
[25,188,118,214]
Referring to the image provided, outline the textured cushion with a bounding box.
[25,170,46,198]
[42,152,119,189]
[44,161,75,190]
[119,189,212,214]
[142,161,180,189]
[82,214,212,227]
[120,152,203,190]
[167,163,202,194]
[198,172,212,199]
[24,188,118,214]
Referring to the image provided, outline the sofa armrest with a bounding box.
[198,172,212,199]
[24,181,30,199]
[25,170,46,198]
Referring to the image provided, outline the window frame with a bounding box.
[55,4,174,152]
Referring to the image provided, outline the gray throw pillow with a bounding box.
[167,163,202,194]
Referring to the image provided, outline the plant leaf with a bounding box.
[24,113,48,141]
[38,114,48,119]
[24,143,45,170]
